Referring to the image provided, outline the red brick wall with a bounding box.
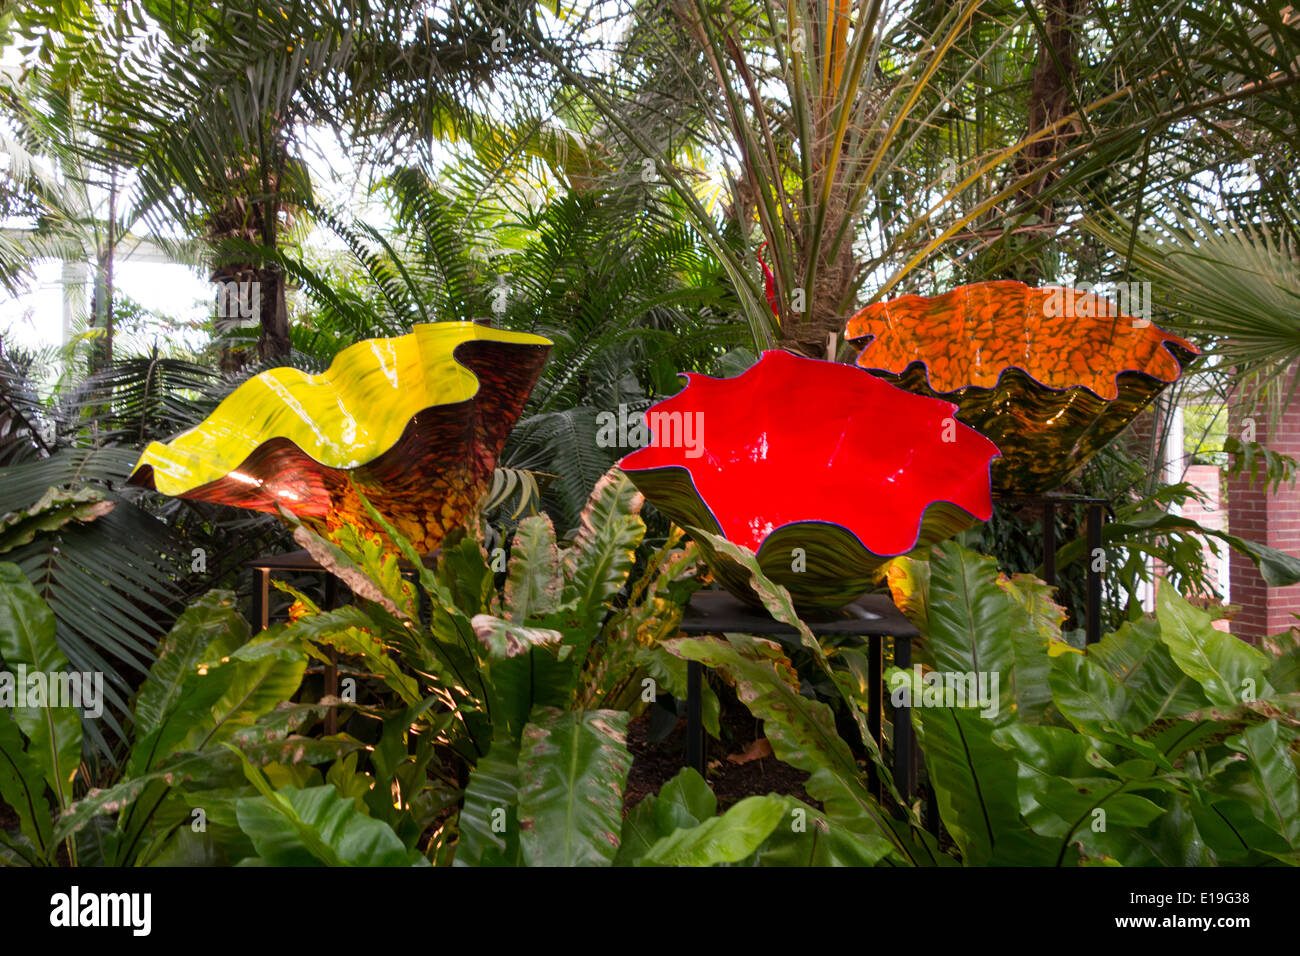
[1227,390,1300,641]
[1184,464,1225,592]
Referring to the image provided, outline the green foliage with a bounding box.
[6,468,1297,867]
[676,538,1300,866]
[1224,436,1298,494]
[0,347,292,759]
[0,563,81,812]
[0,572,372,866]
[515,708,632,867]
[266,468,707,864]
[233,758,427,868]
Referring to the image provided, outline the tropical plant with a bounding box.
[0,336,296,757]
[253,467,718,864]
[0,568,383,866]
[487,0,1300,359]
[1084,201,1300,421]
[668,536,1300,865]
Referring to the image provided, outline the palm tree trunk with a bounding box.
[1015,0,1088,240]
[256,266,291,360]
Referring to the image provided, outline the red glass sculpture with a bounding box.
[618,350,1000,611]
[128,322,551,552]
[845,280,1199,495]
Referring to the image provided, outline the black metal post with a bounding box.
[1087,502,1104,644]
[1042,498,1057,588]
[686,660,705,776]
[867,634,882,801]
[892,635,916,799]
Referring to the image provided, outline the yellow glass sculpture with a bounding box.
[129,322,552,552]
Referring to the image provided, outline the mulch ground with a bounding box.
[623,680,822,813]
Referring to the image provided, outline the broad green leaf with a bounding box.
[504,515,562,622]
[291,605,422,705]
[640,794,786,866]
[995,724,1165,865]
[175,636,308,754]
[1189,795,1292,862]
[1157,582,1270,707]
[0,828,43,865]
[923,544,1018,727]
[0,563,81,807]
[748,797,896,866]
[0,707,53,855]
[1125,791,1218,867]
[438,532,495,616]
[133,591,249,752]
[616,767,716,866]
[455,735,522,866]
[470,614,563,659]
[1221,721,1300,847]
[235,782,425,867]
[516,707,632,866]
[1141,693,1300,762]
[1001,572,1064,723]
[560,470,645,639]
[901,668,1057,865]
[1267,642,1300,694]
[1088,615,1209,727]
[0,486,113,556]
[1049,652,1144,735]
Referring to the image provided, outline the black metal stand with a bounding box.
[675,589,921,798]
[246,549,342,731]
[247,549,338,631]
[994,493,1108,645]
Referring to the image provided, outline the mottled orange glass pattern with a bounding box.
[845,281,1199,495]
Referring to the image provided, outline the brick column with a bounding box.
[1227,381,1300,642]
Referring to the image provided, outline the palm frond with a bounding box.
[1083,200,1300,420]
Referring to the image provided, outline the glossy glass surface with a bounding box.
[129,322,552,552]
[619,350,1000,610]
[846,281,1199,495]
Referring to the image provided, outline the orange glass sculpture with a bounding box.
[128,322,551,552]
[845,281,1199,495]
[618,350,1000,611]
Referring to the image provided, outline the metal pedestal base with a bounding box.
[996,493,1108,644]
[675,589,922,800]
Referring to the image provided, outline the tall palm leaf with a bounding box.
[1084,201,1300,420]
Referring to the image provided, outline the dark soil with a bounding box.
[623,680,822,814]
